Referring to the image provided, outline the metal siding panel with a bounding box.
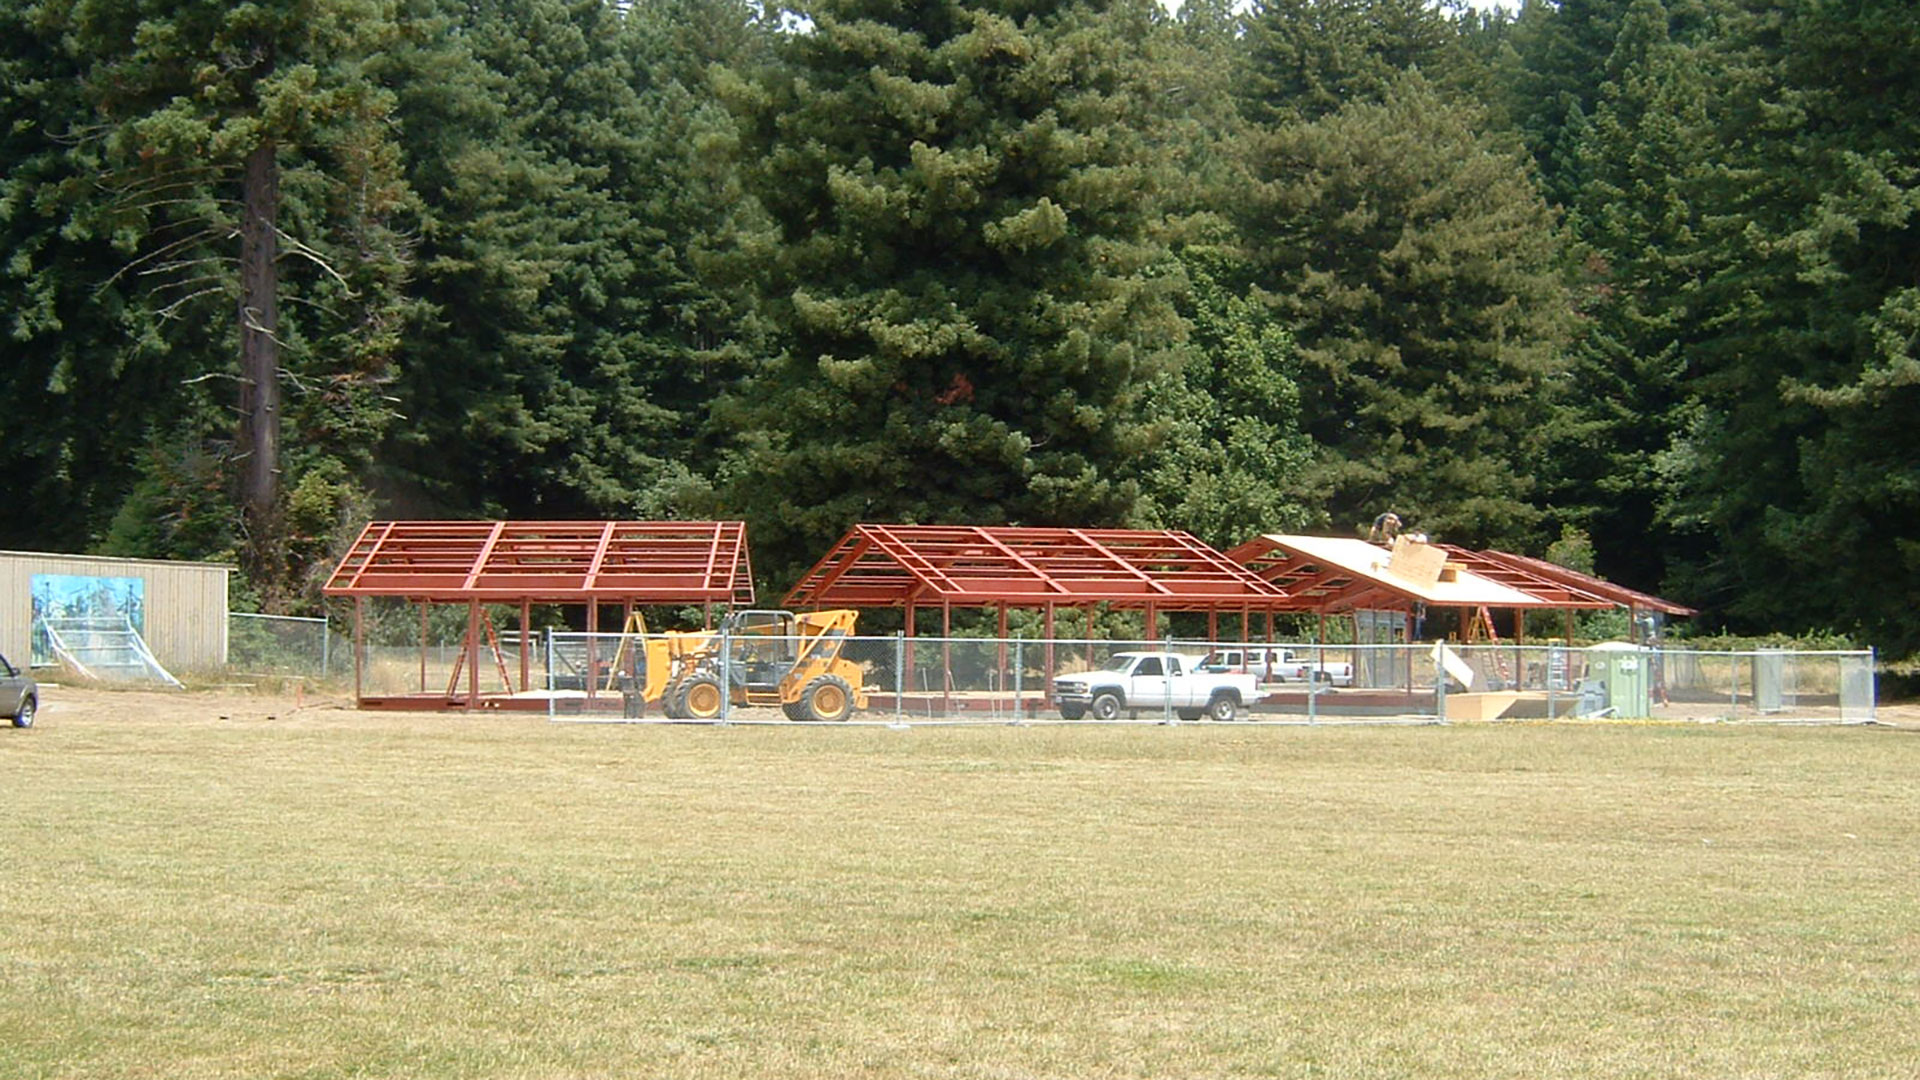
[0,559,30,664]
[0,553,230,673]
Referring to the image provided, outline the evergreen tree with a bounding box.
[5,0,411,607]
[1240,0,1463,125]
[1506,0,1720,205]
[382,0,770,520]
[1137,250,1316,547]
[1544,0,1721,591]
[714,0,1187,579]
[1659,0,1920,653]
[0,1,184,553]
[1239,72,1572,546]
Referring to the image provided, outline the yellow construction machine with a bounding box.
[638,609,868,721]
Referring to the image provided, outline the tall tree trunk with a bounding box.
[238,138,284,605]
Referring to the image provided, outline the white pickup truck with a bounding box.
[1199,646,1354,686]
[1053,652,1259,721]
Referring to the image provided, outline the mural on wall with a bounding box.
[30,574,146,666]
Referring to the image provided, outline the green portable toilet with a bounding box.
[1587,642,1653,719]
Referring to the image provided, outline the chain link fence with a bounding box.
[227,613,350,681]
[520,634,1874,727]
[1423,642,1875,724]
[273,612,1876,726]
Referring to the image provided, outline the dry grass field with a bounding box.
[4,686,1918,1079]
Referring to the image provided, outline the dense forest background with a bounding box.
[2,0,1915,659]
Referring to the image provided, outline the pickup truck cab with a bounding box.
[1200,646,1354,687]
[1053,652,1258,721]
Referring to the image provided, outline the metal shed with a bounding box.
[0,550,232,675]
[321,520,755,709]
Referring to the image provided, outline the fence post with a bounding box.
[1735,645,1751,714]
[1159,630,1175,722]
[1013,638,1025,725]
[321,619,331,679]
[1546,647,1556,721]
[719,625,732,725]
[1310,642,1322,726]
[894,631,905,726]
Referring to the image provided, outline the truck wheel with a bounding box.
[1089,692,1123,721]
[11,695,34,728]
[1206,692,1239,722]
[1059,705,1087,720]
[799,674,854,722]
[682,675,725,720]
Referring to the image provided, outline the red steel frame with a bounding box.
[1224,533,1685,644]
[785,524,1294,638]
[324,520,754,604]
[323,520,754,709]
[785,525,1298,709]
[1465,548,1697,640]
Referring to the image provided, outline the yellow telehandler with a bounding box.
[640,609,868,721]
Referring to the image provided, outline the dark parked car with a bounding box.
[1,651,36,728]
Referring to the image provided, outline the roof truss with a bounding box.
[321,520,755,605]
[1469,549,1697,616]
[785,525,1292,612]
[1225,534,1681,615]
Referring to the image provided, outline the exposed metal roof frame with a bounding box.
[1224,534,1577,613]
[1431,544,1618,609]
[784,525,1292,613]
[1469,549,1697,617]
[1225,534,1689,617]
[322,520,755,605]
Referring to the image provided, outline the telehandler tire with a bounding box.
[681,675,725,720]
[798,674,854,722]
[659,678,686,719]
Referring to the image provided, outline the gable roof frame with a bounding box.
[784,524,1293,614]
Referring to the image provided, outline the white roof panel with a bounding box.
[1258,535,1550,607]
